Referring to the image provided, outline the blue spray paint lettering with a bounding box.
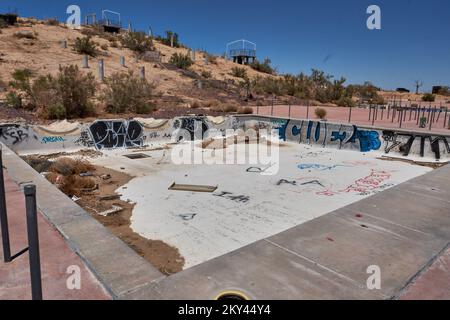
[41,136,66,144]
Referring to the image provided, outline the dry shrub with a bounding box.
[74,36,98,57]
[14,30,37,39]
[211,103,239,113]
[204,99,220,108]
[222,103,239,112]
[237,106,254,114]
[59,175,96,197]
[44,18,59,26]
[314,107,327,120]
[22,156,52,173]
[45,172,60,184]
[103,72,156,114]
[50,158,94,176]
[120,31,154,53]
[190,101,202,109]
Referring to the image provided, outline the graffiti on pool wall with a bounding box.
[41,136,66,144]
[173,117,209,141]
[87,120,145,150]
[277,120,381,152]
[382,130,450,160]
[0,124,35,145]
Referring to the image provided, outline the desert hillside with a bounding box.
[0,17,277,122]
[1,17,448,124]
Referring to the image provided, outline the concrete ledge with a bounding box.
[0,143,165,299]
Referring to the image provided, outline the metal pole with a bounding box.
[0,147,11,263]
[381,107,384,120]
[387,105,390,119]
[288,103,291,118]
[348,106,352,123]
[372,107,375,126]
[82,55,89,68]
[24,185,42,300]
[444,109,448,128]
[368,106,372,121]
[98,59,104,82]
[306,101,310,119]
[399,109,403,128]
[271,97,274,116]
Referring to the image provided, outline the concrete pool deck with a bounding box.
[1,134,450,299]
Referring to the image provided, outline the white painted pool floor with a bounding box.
[89,141,431,269]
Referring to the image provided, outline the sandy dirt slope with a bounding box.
[0,18,274,104]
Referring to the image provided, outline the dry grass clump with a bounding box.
[190,100,202,109]
[237,106,254,114]
[314,107,327,120]
[59,175,97,197]
[46,158,97,196]
[49,157,94,176]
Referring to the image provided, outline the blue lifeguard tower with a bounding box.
[226,39,256,65]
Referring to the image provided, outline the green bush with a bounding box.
[231,67,247,79]
[422,93,435,102]
[9,69,34,103]
[169,53,193,70]
[250,58,275,75]
[11,65,96,119]
[103,72,155,114]
[74,36,97,57]
[158,31,180,47]
[46,103,67,119]
[336,96,355,108]
[5,91,23,108]
[120,31,154,54]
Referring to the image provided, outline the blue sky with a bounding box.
[1,0,449,91]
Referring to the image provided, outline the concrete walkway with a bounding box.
[0,170,111,300]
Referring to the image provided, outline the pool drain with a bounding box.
[215,290,249,301]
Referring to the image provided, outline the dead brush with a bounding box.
[49,157,94,176]
[59,175,97,197]
[237,106,254,114]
